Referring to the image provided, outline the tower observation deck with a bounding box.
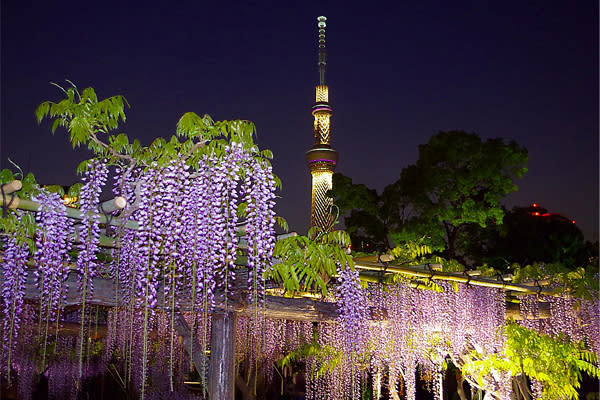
[307,16,338,231]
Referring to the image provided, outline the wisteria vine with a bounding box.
[33,190,74,369]
[1,225,30,383]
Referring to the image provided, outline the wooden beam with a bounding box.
[1,195,139,230]
[8,270,551,324]
[237,295,338,322]
[12,270,341,322]
[354,261,556,296]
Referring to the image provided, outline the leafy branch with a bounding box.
[278,341,343,379]
[267,227,353,297]
[35,82,276,176]
[461,323,599,400]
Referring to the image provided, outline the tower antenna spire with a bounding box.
[317,16,327,85]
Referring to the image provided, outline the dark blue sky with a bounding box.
[1,0,598,239]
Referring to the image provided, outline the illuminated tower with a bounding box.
[307,16,338,231]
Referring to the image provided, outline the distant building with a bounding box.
[524,202,576,225]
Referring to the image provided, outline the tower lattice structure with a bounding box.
[306,16,337,231]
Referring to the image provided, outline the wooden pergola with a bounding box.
[0,180,556,399]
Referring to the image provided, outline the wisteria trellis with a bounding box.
[1,156,600,400]
[1,82,598,399]
[0,135,279,396]
[1,177,599,400]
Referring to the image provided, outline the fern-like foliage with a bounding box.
[0,169,40,250]
[511,263,599,301]
[36,84,127,148]
[462,322,599,400]
[35,82,278,179]
[266,227,353,297]
[390,240,438,265]
[278,341,343,379]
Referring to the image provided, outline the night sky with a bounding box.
[1,1,598,240]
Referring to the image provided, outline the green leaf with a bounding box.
[77,159,91,174]
[51,119,61,134]
[177,111,206,138]
[260,149,273,159]
[67,183,83,198]
[0,169,15,184]
[276,216,289,232]
[43,185,65,196]
[35,102,51,123]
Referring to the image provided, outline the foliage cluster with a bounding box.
[268,227,353,296]
[330,131,528,263]
[463,323,599,400]
[0,170,39,249]
[35,82,278,180]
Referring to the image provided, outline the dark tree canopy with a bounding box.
[329,174,409,253]
[461,204,598,270]
[395,131,528,259]
[331,131,529,260]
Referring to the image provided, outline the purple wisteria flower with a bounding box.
[75,159,108,379]
[336,263,368,354]
[34,190,73,323]
[1,228,30,382]
[76,159,109,296]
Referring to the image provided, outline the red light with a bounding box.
[532,203,538,208]
[533,212,540,216]
[572,220,576,224]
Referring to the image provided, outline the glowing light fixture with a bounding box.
[62,195,78,207]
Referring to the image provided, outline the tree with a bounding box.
[460,203,598,270]
[331,131,528,261]
[328,174,409,252]
[396,131,528,260]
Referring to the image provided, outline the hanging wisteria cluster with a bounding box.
[0,134,277,398]
[34,191,73,322]
[1,218,30,383]
[336,263,368,354]
[106,142,276,397]
[75,159,109,381]
[33,190,74,372]
[519,290,600,356]
[346,282,507,400]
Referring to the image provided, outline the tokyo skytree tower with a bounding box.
[306,16,338,231]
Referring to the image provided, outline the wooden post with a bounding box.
[208,310,236,400]
[99,196,127,213]
[1,180,22,194]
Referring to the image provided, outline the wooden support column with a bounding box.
[208,311,236,400]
